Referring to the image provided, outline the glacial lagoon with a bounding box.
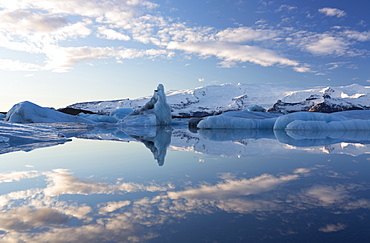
[1,126,370,242]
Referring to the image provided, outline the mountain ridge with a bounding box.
[66,83,370,117]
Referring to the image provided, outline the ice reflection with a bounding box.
[125,126,172,166]
[3,121,370,161]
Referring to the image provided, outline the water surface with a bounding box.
[0,127,370,242]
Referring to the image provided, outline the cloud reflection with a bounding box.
[0,161,369,242]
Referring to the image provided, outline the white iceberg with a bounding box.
[197,111,281,129]
[110,108,134,119]
[5,101,93,124]
[78,113,118,124]
[120,84,172,126]
[274,111,370,131]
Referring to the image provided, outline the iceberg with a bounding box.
[274,111,370,131]
[197,111,281,129]
[110,108,134,119]
[78,113,118,124]
[120,84,172,126]
[5,101,93,124]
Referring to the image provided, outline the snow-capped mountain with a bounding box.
[66,83,370,117]
[269,84,370,113]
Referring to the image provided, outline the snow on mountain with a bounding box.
[269,84,370,113]
[66,83,292,117]
[66,83,370,117]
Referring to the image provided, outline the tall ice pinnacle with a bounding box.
[121,84,172,126]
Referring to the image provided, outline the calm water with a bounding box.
[1,126,370,242]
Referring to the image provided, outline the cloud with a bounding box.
[276,5,297,12]
[215,27,280,42]
[319,223,346,233]
[43,46,173,72]
[318,8,346,18]
[0,10,67,34]
[294,66,312,73]
[0,59,43,71]
[0,0,365,74]
[344,30,370,42]
[97,26,131,41]
[167,41,300,68]
[296,33,350,56]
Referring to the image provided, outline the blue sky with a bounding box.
[1,0,370,109]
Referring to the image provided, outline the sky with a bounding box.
[1,0,370,110]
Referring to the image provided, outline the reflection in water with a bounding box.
[275,129,370,147]
[2,126,370,241]
[1,157,370,242]
[3,121,370,162]
[123,126,172,166]
[197,128,276,141]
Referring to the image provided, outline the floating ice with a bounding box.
[273,112,344,130]
[5,101,93,124]
[110,108,134,119]
[78,113,118,123]
[121,84,172,126]
[197,111,281,129]
[274,111,370,131]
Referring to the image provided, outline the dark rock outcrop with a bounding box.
[308,101,365,113]
[57,108,97,116]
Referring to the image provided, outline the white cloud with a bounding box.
[0,0,363,74]
[0,10,67,34]
[167,41,300,68]
[319,223,346,233]
[294,66,312,73]
[215,27,280,42]
[303,34,349,56]
[344,30,370,42]
[318,8,346,18]
[97,26,131,41]
[0,59,43,71]
[276,5,297,12]
[43,46,173,72]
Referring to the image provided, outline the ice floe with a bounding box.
[5,101,93,124]
[197,111,281,129]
